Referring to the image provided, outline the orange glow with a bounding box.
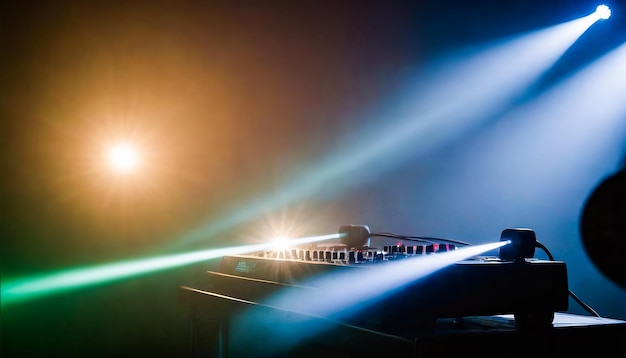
[107,143,139,173]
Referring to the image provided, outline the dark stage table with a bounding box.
[180,286,626,357]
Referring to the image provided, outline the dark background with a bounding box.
[1,1,625,356]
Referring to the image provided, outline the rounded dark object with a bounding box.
[580,170,626,288]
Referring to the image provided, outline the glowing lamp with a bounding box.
[339,225,370,249]
[499,228,536,262]
[595,4,611,20]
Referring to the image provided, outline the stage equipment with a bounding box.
[182,226,569,331]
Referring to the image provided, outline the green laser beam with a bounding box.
[1,233,340,306]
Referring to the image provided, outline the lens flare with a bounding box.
[271,236,291,250]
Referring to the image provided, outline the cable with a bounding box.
[535,241,601,317]
[371,232,471,246]
[370,233,435,244]
[535,241,555,261]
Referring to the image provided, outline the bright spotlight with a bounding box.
[499,228,536,262]
[595,4,611,20]
[272,236,291,250]
[107,143,139,172]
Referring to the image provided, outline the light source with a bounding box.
[499,228,536,262]
[595,4,611,20]
[107,143,139,173]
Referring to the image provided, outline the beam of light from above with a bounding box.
[307,7,607,187]
[424,40,626,318]
[168,12,600,251]
[0,233,341,306]
[231,241,509,355]
[451,40,626,220]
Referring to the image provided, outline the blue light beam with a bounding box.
[170,12,600,250]
[305,9,605,190]
[417,41,626,317]
[452,41,626,222]
[231,240,509,355]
